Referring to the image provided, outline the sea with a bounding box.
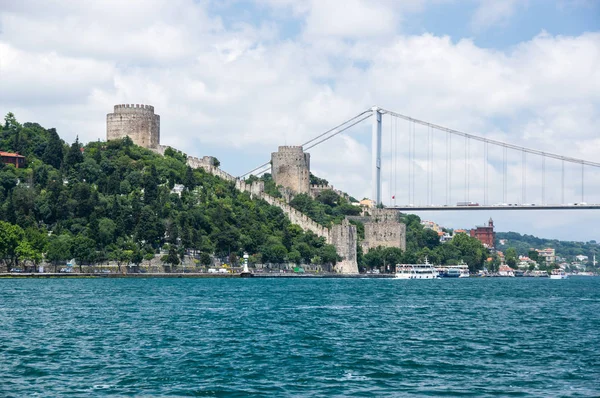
[1,277,599,397]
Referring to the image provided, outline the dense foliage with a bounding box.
[0,113,338,270]
[288,191,361,227]
[496,231,600,265]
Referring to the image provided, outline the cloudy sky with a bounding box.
[1,0,599,241]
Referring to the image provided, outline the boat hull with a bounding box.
[395,274,437,279]
[549,274,568,279]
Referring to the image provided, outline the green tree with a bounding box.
[16,241,41,270]
[0,221,25,270]
[46,234,73,272]
[64,136,84,170]
[287,249,302,264]
[143,164,159,205]
[528,250,539,263]
[200,252,212,267]
[382,247,404,271]
[98,218,117,246]
[446,233,488,273]
[363,248,383,270]
[163,247,180,272]
[42,128,64,169]
[72,235,96,272]
[505,247,518,269]
[264,242,288,264]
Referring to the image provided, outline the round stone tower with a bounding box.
[271,146,311,194]
[106,104,160,149]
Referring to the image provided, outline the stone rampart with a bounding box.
[361,209,406,254]
[107,104,160,149]
[310,184,351,201]
[256,192,330,239]
[271,146,310,194]
[330,219,359,273]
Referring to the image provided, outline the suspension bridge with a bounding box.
[241,106,600,211]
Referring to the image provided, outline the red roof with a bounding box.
[0,151,25,158]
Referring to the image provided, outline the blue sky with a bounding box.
[0,0,599,241]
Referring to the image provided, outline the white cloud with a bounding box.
[0,0,599,240]
[303,0,398,39]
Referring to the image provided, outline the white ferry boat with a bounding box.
[395,258,438,279]
[438,262,470,278]
[550,269,568,279]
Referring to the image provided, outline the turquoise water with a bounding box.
[1,277,599,397]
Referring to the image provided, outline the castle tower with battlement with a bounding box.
[107,104,160,149]
[271,146,311,194]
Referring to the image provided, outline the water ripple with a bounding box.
[1,277,599,396]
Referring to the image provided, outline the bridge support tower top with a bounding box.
[371,106,382,206]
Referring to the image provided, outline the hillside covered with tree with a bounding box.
[496,231,600,264]
[0,113,339,271]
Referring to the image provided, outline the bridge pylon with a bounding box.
[371,106,382,206]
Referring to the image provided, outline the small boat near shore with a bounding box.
[440,268,461,278]
[437,262,469,278]
[550,269,568,279]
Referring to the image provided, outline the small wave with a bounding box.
[340,371,370,381]
[92,384,114,389]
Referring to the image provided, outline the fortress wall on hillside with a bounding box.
[152,145,357,273]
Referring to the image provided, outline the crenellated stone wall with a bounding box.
[271,146,310,194]
[107,104,160,149]
[309,184,351,201]
[359,208,406,254]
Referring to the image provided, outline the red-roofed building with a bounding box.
[0,151,25,168]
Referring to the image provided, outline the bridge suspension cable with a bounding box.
[542,155,546,205]
[464,136,468,203]
[388,114,393,203]
[561,159,565,205]
[380,108,600,168]
[503,146,507,204]
[522,151,526,204]
[483,142,487,205]
[393,116,398,205]
[239,109,372,178]
[581,163,585,203]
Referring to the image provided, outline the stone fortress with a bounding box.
[270,146,351,201]
[347,209,407,254]
[270,146,406,264]
[271,146,311,194]
[106,104,160,149]
[106,104,405,273]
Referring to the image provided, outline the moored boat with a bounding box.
[439,268,461,278]
[438,261,469,278]
[550,269,568,279]
[395,258,438,279]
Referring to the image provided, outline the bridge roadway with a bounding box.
[387,204,600,211]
